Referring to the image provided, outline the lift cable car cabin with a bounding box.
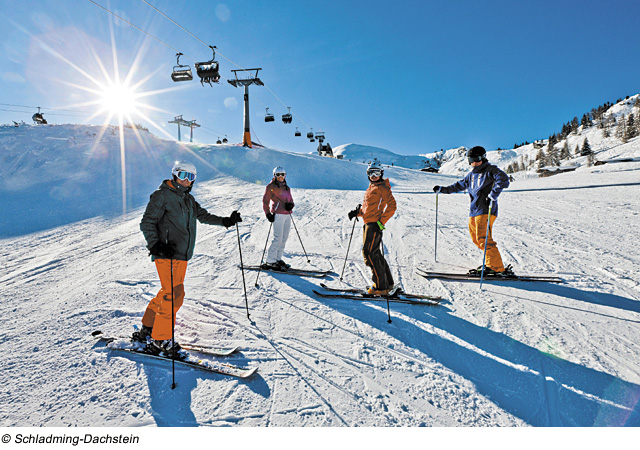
[306,128,314,139]
[282,107,292,124]
[171,53,193,82]
[32,107,47,125]
[264,107,275,122]
[295,127,301,137]
[195,45,220,86]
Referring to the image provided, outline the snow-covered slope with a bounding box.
[333,143,435,170]
[1,123,640,427]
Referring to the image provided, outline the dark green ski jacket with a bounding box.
[140,180,225,261]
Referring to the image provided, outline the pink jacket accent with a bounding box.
[263,179,294,215]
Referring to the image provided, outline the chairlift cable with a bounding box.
[87,0,196,62]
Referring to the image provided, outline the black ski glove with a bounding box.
[433,185,441,193]
[284,202,294,211]
[149,241,177,258]
[222,210,242,228]
[348,205,361,221]
[266,212,275,223]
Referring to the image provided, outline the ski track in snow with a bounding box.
[2,127,640,426]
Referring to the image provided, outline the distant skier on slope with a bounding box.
[432,146,512,276]
[135,161,242,356]
[261,166,295,271]
[348,162,397,295]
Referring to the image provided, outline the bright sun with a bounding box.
[100,82,137,116]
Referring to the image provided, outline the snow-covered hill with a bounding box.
[1,120,640,427]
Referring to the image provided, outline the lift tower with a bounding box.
[168,115,191,141]
[227,68,264,148]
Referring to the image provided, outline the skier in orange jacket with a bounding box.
[348,162,397,295]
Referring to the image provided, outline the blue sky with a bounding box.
[1,0,639,155]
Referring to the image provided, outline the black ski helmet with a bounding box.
[467,146,487,164]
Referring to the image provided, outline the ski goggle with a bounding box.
[468,154,484,164]
[275,172,286,177]
[176,171,196,182]
[367,169,382,177]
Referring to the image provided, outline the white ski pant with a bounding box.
[267,213,292,263]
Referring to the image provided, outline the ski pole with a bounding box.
[289,214,310,263]
[340,205,361,282]
[255,221,273,288]
[235,222,250,320]
[479,200,493,290]
[381,240,392,324]
[434,192,439,263]
[170,256,176,390]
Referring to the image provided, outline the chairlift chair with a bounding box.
[195,45,221,86]
[32,107,47,125]
[265,108,275,122]
[282,107,292,124]
[295,127,301,137]
[171,53,193,82]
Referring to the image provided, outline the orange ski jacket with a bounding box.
[357,178,396,225]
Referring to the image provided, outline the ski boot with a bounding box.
[146,338,185,359]
[275,260,291,271]
[367,286,391,296]
[131,325,152,343]
[261,262,282,271]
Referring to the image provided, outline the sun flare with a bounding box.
[100,82,137,116]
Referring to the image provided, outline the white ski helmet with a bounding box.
[273,166,286,177]
[367,161,383,177]
[172,160,197,182]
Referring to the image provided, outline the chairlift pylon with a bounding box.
[171,52,193,82]
[195,45,220,86]
[32,107,47,125]
[265,107,275,123]
[282,107,292,124]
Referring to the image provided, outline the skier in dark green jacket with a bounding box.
[135,161,242,356]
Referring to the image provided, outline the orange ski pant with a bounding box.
[468,214,505,272]
[141,259,188,341]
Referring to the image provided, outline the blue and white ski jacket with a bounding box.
[440,161,510,217]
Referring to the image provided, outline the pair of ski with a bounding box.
[416,268,563,283]
[91,331,257,379]
[239,265,334,278]
[313,283,442,306]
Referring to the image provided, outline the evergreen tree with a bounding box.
[617,114,627,142]
[536,149,547,170]
[571,116,580,133]
[559,141,570,160]
[625,113,638,140]
[581,138,592,156]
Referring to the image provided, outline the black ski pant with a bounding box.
[362,222,394,290]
